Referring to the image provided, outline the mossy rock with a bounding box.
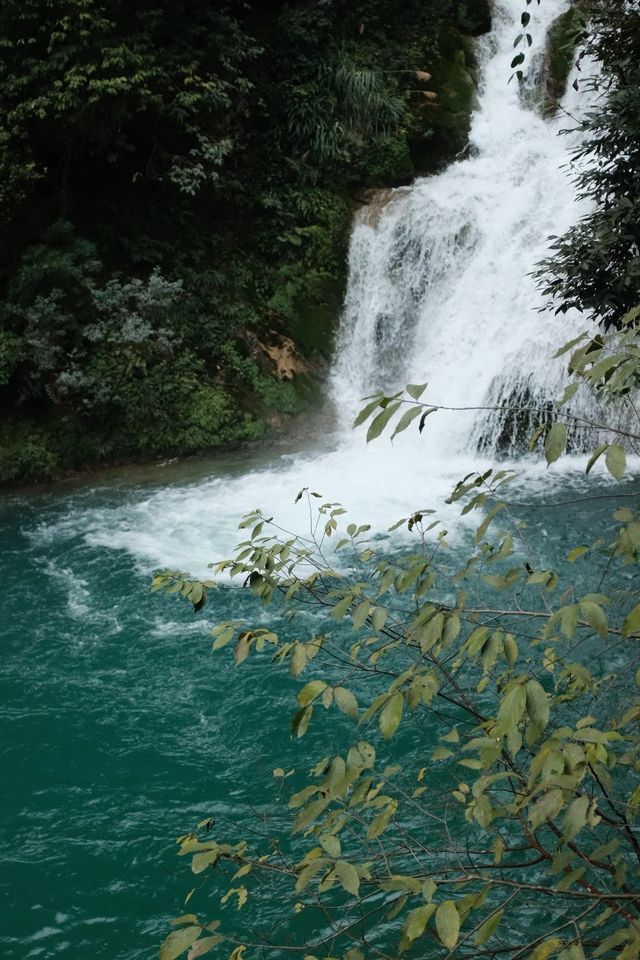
[543,4,586,116]
[410,35,478,174]
[283,277,344,362]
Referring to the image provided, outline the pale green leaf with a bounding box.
[544,423,567,465]
[351,601,371,630]
[352,397,382,428]
[504,634,518,666]
[187,936,224,959]
[435,900,459,950]
[496,684,526,734]
[406,382,428,401]
[529,789,564,830]
[402,903,436,942]
[379,692,403,739]
[622,603,640,637]
[334,686,359,720]
[391,406,422,440]
[298,680,327,706]
[561,795,589,842]
[605,443,626,480]
[366,402,401,443]
[474,909,503,945]
[320,834,341,858]
[160,926,201,960]
[578,600,608,637]
[525,680,550,734]
[290,643,307,677]
[335,860,360,896]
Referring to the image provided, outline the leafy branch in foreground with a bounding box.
[151,318,640,960]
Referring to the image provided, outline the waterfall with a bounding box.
[331,0,594,456]
[43,0,603,574]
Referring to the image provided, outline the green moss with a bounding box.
[544,5,586,116]
[286,296,340,361]
[409,31,478,174]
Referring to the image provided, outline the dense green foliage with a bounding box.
[0,0,488,484]
[538,0,640,328]
[154,311,640,960]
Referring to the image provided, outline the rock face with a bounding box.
[260,335,308,382]
[543,4,585,117]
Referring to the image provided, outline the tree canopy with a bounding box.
[0,0,487,484]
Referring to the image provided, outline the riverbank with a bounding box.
[0,1,488,488]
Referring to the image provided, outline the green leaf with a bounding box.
[622,603,640,637]
[578,600,608,637]
[406,383,428,401]
[402,903,436,942]
[159,926,201,960]
[335,860,360,896]
[351,601,370,630]
[298,680,327,706]
[531,941,563,960]
[529,789,564,830]
[334,686,359,720]
[391,406,422,439]
[291,705,313,737]
[192,850,219,874]
[475,502,506,543]
[290,643,307,677]
[605,443,626,480]
[567,545,589,562]
[561,795,589,842]
[330,596,352,620]
[474,909,503,945]
[544,423,567,465]
[320,834,341,858]
[352,397,382,428]
[435,900,459,950]
[525,680,550,735]
[504,635,518,666]
[553,332,587,358]
[586,443,607,475]
[366,402,401,442]
[295,859,327,893]
[379,692,403,739]
[496,684,526,734]
[367,801,396,839]
[371,606,387,632]
[343,950,365,960]
[188,936,224,958]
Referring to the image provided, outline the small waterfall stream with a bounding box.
[34,0,599,573]
[331,0,594,456]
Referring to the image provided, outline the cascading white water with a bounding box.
[42,0,604,574]
[331,0,594,455]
